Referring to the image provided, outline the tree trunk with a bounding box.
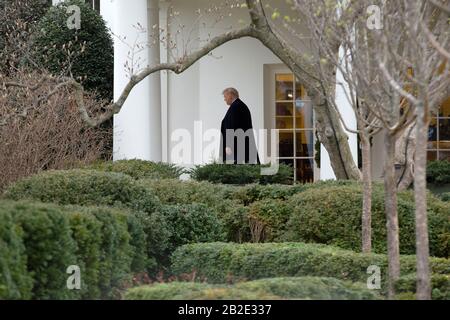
[311,94,362,180]
[395,122,416,191]
[384,129,401,299]
[361,134,372,253]
[414,106,431,300]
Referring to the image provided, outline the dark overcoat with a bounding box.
[220,98,260,164]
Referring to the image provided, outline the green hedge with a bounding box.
[427,160,450,185]
[170,242,450,295]
[139,179,250,242]
[189,163,294,185]
[282,185,450,257]
[154,204,226,267]
[0,200,152,299]
[125,277,380,300]
[0,195,231,298]
[0,209,32,299]
[233,180,356,205]
[440,192,450,202]
[33,0,113,99]
[87,160,184,180]
[395,273,450,300]
[4,169,161,214]
[248,199,291,242]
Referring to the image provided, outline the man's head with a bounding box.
[222,87,239,106]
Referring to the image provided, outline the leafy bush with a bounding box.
[4,169,161,215]
[139,179,250,242]
[10,201,78,299]
[0,200,169,299]
[0,209,32,299]
[138,178,239,206]
[87,160,184,180]
[427,160,450,185]
[232,180,358,205]
[33,0,113,99]
[189,163,294,185]
[170,242,450,295]
[248,199,291,242]
[283,184,450,257]
[158,204,226,255]
[395,273,450,300]
[125,277,380,300]
[440,192,450,202]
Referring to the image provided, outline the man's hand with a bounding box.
[225,147,232,155]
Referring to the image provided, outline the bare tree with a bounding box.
[0,69,110,191]
[374,0,450,300]
[292,0,383,254]
[293,0,449,299]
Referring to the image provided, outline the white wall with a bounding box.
[166,0,283,166]
[320,46,359,180]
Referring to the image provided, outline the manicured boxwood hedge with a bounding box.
[151,204,227,268]
[86,159,184,180]
[0,209,32,299]
[170,242,450,295]
[0,199,228,299]
[0,200,152,299]
[125,277,380,300]
[232,180,357,205]
[139,179,251,242]
[427,160,450,185]
[394,273,450,300]
[441,192,450,202]
[189,163,294,185]
[282,185,450,257]
[138,178,450,254]
[4,169,161,214]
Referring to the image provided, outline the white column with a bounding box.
[113,0,162,161]
[320,46,358,180]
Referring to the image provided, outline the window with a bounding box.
[275,74,315,183]
[428,96,450,161]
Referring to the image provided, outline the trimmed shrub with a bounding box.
[214,200,251,243]
[125,281,279,300]
[9,201,78,299]
[139,179,250,242]
[395,273,450,300]
[4,169,161,214]
[137,178,239,206]
[283,184,450,257]
[440,192,450,202]
[0,209,32,299]
[189,163,294,185]
[170,242,450,295]
[33,0,113,99]
[248,199,291,242]
[125,277,379,300]
[64,207,103,299]
[235,277,379,300]
[64,205,139,299]
[158,204,226,255]
[0,200,169,299]
[427,160,450,185]
[232,180,358,205]
[87,160,184,180]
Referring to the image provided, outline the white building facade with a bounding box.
[55,0,450,182]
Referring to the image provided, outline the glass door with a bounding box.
[275,73,315,183]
